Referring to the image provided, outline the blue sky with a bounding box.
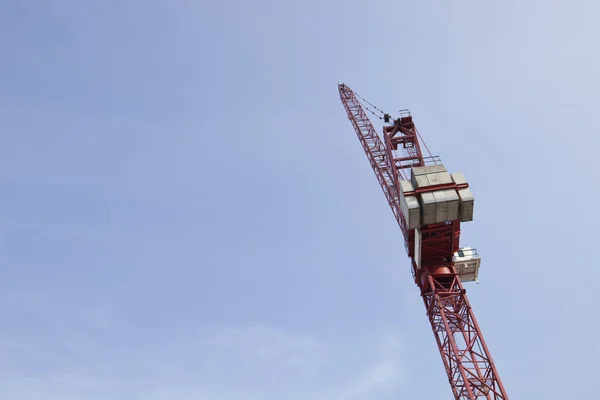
[1,0,599,398]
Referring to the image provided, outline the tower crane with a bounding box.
[338,84,508,399]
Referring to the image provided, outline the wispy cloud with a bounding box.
[0,300,406,400]
[203,324,324,375]
[333,331,406,400]
[337,361,399,400]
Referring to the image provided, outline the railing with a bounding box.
[422,155,443,166]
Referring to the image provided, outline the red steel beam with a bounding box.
[338,83,508,399]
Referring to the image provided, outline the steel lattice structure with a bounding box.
[338,83,508,399]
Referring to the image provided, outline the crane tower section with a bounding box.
[338,83,508,399]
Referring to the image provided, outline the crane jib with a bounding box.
[338,83,509,400]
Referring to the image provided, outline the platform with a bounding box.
[453,247,481,283]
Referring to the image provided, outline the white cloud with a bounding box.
[175,323,325,378]
[330,331,407,400]
[336,361,399,400]
[0,313,407,400]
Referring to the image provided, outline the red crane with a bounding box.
[338,84,508,399]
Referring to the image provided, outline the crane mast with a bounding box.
[338,84,508,399]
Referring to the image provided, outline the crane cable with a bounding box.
[353,91,386,120]
[357,90,434,159]
[352,87,437,171]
